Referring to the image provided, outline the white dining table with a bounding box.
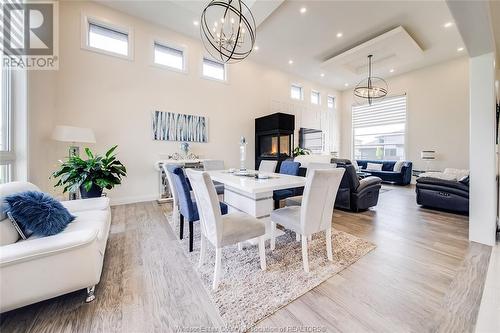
[206,170,306,244]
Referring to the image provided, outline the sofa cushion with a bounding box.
[4,191,75,238]
[0,218,20,245]
[366,162,383,171]
[68,210,111,243]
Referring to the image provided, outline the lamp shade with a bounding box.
[52,125,96,143]
[421,150,436,160]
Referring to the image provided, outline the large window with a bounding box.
[202,57,226,81]
[0,67,12,184]
[83,17,132,59]
[352,95,407,161]
[154,42,185,71]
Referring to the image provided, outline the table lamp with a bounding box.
[52,125,96,157]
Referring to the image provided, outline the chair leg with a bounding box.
[258,236,267,270]
[85,285,96,303]
[198,234,206,267]
[270,221,276,250]
[179,214,184,239]
[238,242,243,250]
[326,227,333,261]
[189,221,194,252]
[172,205,179,226]
[301,236,309,273]
[213,248,222,290]
[296,232,300,242]
[274,200,280,209]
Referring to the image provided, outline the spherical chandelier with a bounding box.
[200,0,256,64]
[354,55,388,105]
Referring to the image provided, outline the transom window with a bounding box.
[311,90,320,105]
[83,17,132,59]
[327,95,335,109]
[290,84,303,100]
[202,57,226,81]
[352,95,407,161]
[154,42,185,71]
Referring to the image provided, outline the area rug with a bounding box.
[167,214,375,332]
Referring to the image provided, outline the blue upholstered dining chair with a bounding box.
[167,165,228,252]
[273,161,301,209]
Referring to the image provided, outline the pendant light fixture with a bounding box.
[200,0,256,64]
[354,55,388,105]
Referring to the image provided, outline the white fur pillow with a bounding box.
[419,172,457,181]
[393,161,404,172]
[352,160,360,171]
[366,162,383,171]
[444,168,469,180]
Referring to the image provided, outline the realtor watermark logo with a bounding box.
[1,0,59,70]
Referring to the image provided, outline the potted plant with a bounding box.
[292,147,311,157]
[52,146,127,198]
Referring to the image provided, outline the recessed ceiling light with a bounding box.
[344,83,349,87]
[389,68,395,73]
[457,47,464,52]
[336,32,343,38]
[288,60,294,65]
[320,73,325,77]
[300,7,307,14]
[193,20,199,26]
[443,22,453,28]
[254,45,259,51]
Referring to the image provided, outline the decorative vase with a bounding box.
[80,183,103,199]
[239,136,247,171]
[180,142,190,157]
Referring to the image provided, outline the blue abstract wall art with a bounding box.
[152,111,208,143]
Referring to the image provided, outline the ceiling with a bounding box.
[97,0,466,91]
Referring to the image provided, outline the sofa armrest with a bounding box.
[357,176,382,192]
[61,197,110,213]
[400,162,413,185]
[0,229,99,268]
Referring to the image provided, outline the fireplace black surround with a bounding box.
[255,113,295,170]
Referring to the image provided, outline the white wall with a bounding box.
[339,57,470,171]
[469,52,497,246]
[27,1,340,204]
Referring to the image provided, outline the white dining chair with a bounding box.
[163,163,181,226]
[285,162,337,207]
[270,168,345,272]
[202,160,225,197]
[186,169,267,289]
[258,160,278,173]
[202,160,225,171]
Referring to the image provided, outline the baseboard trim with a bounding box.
[110,194,158,206]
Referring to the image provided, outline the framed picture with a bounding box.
[152,111,208,143]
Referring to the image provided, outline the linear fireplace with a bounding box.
[255,113,295,171]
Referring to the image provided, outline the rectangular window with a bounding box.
[352,95,407,161]
[327,95,335,109]
[0,67,13,184]
[202,57,226,81]
[154,42,185,71]
[311,90,320,105]
[291,84,303,100]
[84,17,131,58]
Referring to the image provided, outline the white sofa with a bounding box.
[0,181,111,313]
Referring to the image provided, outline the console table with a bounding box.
[155,159,205,203]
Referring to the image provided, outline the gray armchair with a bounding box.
[335,164,382,212]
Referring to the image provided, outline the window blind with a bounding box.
[88,22,129,56]
[154,42,184,70]
[352,95,407,128]
[202,58,225,80]
[89,22,128,42]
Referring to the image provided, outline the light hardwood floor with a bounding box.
[0,185,490,332]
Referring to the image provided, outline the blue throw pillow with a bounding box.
[4,191,75,238]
